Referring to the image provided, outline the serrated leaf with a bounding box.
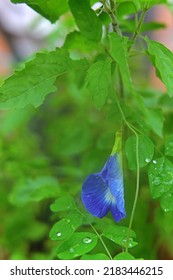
[160,189,173,212]
[148,157,173,199]
[125,135,154,170]
[85,58,112,109]
[165,134,173,156]
[109,33,133,94]
[68,0,102,42]
[114,252,135,260]
[0,49,88,109]
[9,176,59,206]
[49,212,83,241]
[81,253,110,260]
[11,0,69,22]
[56,232,98,259]
[146,37,173,97]
[64,31,99,54]
[50,195,77,212]
[102,225,138,248]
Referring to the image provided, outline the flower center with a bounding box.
[105,188,115,204]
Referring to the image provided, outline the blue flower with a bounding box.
[82,153,126,222]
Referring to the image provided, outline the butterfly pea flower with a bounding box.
[82,153,126,222]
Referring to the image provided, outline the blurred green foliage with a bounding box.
[0,0,173,260]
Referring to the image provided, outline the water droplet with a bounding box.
[145,158,151,163]
[82,237,92,244]
[122,238,133,248]
[56,232,62,237]
[164,208,169,213]
[153,160,157,164]
[69,247,74,253]
[65,218,70,223]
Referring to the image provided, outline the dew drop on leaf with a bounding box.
[56,232,62,237]
[153,160,157,164]
[69,247,74,253]
[145,158,151,163]
[122,238,133,248]
[82,237,92,244]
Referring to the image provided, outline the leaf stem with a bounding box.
[90,224,113,260]
[78,210,113,259]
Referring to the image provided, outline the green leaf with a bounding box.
[115,0,166,3]
[9,176,59,206]
[50,195,77,212]
[125,135,154,170]
[141,22,166,32]
[165,134,173,156]
[49,212,83,241]
[11,0,69,22]
[117,1,139,19]
[160,189,173,212]
[114,252,135,260]
[68,0,102,42]
[148,157,173,199]
[85,58,112,109]
[64,31,98,54]
[56,232,98,259]
[0,49,88,109]
[146,37,173,97]
[81,253,110,260]
[109,33,133,94]
[145,108,164,137]
[102,225,138,248]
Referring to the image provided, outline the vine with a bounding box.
[0,0,173,261]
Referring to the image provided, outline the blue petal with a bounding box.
[101,154,122,187]
[110,199,126,222]
[101,154,126,221]
[82,174,112,218]
[81,153,126,222]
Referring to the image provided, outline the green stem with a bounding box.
[128,4,149,52]
[78,210,113,260]
[125,133,140,252]
[90,224,113,260]
[115,95,140,253]
[103,0,122,35]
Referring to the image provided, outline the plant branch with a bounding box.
[128,4,149,52]
[102,0,122,36]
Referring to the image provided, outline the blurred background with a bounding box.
[0,0,173,260]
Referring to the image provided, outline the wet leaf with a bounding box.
[125,135,154,170]
[57,232,98,259]
[50,195,77,212]
[102,225,138,248]
[49,212,83,241]
[148,157,173,199]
